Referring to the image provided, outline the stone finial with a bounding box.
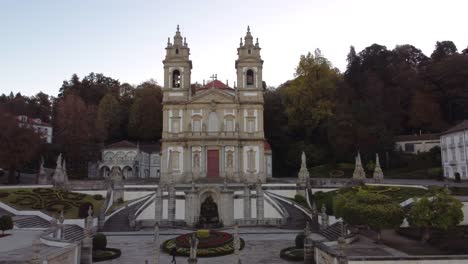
[176,24,180,32]
[247,25,250,32]
[352,151,366,180]
[373,153,384,183]
[297,151,310,186]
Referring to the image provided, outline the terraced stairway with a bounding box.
[271,197,309,229]
[102,200,147,232]
[319,221,344,241]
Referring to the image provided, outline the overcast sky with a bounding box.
[1,0,467,96]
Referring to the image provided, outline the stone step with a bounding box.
[14,216,50,228]
[63,225,84,241]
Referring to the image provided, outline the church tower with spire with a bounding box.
[162,25,192,102]
[235,26,264,103]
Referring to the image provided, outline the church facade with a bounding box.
[160,26,272,184]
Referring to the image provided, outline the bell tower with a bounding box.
[235,26,264,102]
[163,25,192,102]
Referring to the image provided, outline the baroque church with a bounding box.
[160,26,272,184]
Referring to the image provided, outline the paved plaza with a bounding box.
[101,228,299,264]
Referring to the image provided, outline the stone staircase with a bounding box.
[271,197,309,229]
[102,200,147,232]
[13,215,50,228]
[63,225,85,241]
[0,207,14,217]
[319,221,344,241]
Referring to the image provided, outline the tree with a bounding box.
[128,81,163,141]
[407,188,463,243]
[55,94,94,177]
[0,215,13,235]
[95,93,122,142]
[334,189,404,241]
[431,41,458,61]
[0,111,42,184]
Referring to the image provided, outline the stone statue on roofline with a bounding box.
[37,156,48,184]
[52,153,68,189]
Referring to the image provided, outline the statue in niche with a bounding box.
[189,232,199,259]
[193,153,200,168]
[199,196,219,227]
[227,152,233,168]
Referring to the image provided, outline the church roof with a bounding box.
[104,140,136,149]
[441,120,468,135]
[197,80,234,92]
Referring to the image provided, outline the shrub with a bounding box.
[93,194,104,200]
[0,215,13,235]
[0,192,10,198]
[93,233,107,250]
[336,163,354,170]
[295,232,305,248]
[294,194,307,206]
[329,169,344,177]
[78,202,93,218]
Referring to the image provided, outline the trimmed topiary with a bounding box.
[295,232,305,249]
[93,233,107,250]
[280,246,304,261]
[0,215,13,235]
[92,248,121,262]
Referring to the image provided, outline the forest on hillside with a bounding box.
[1,41,468,179]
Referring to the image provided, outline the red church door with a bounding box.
[207,150,219,178]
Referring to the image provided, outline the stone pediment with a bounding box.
[190,88,235,104]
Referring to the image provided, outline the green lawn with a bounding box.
[0,188,104,219]
[314,185,429,215]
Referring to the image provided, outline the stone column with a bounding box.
[243,184,251,222]
[168,184,176,223]
[154,187,163,223]
[154,223,160,264]
[58,210,65,239]
[303,222,314,264]
[256,181,264,223]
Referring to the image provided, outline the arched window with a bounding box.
[172,70,181,88]
[246,69,254,86]
[175,48,179,54]
[248,49,251,54]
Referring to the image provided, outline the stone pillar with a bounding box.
[58,210,65,239]
[81,207,94,264]
[220,189,234,226]
[243,184,251,221]
[184,184,199,227]
[154,187,163,223]
[303,222,314,263]
[233,224,242,264]
[168,184,176,222]
[154,223,160,264]
[255,181,264,223]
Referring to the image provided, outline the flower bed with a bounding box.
[162,231,245,257]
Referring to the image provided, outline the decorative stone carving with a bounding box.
[373,153,384,183]
[352,152,366,180]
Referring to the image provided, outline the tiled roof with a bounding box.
[441,120,468,135]
[197,80,234,92]
[395,133,441,142]
[104,140,136,149]
[16,115,51,127]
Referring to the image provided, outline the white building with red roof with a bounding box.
[16,115,53,143]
